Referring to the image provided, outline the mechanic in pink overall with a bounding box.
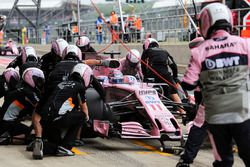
[119,49,143,80]
[181,3,250,167]
[177,37,207,167]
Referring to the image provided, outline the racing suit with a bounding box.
[182,30,250,167]
[0,75,10,99]
[7,54,23,69]
[119,57,143,80]
[0,84,41,144]
[38,52,62,81]
[7,54,39,76]
[141,47,178,96]
[34,80,86,155]
[46,59,104,99]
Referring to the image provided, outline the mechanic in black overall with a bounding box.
[141,38,185,114]
[32,63,91,159]
[0,68,44,145]
[38,38,68,81]
[0,68,20,100]
[7,46,40,76]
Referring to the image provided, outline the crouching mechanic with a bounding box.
[32,63,92,159]
[0,68,20,100]
[7,46,39,76]
[119,49,143,80]
[0,68,44,144]
[39,38,68,80]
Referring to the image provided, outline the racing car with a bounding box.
[83,55,195,154]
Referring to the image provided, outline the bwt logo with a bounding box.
[205,56,240,69]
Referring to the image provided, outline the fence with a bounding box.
[21,6,250,44]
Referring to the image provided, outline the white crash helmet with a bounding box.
[51,38,68,57]
[199,3,233,39]
[143,38,159,50]
[71,63,93,88]
[22,46,38,63]
[76,36,90,48]
[3,68,20,89]
[126,49,141,65]
[22,67,45,92]
[108,69,124,84]
[62,45,82,61]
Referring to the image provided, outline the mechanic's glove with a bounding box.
[182,115,188,126]
[173,77,181,84]
[33,137,43,160]
[100,60,110,67]
[85,115,90,122]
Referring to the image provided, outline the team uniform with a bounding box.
[119,57,143,79]
[141,47,178,95]
[182,30,250,166]
[35,80,86,155]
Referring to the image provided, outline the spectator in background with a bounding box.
[96,15,104,44]
[135,16,142,41]
[109,11,118,43]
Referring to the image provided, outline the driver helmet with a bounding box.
[21,46,38,63]
[126,49,141,68]
[22,67,45,92]
[76,36,90,52]
[62,45,82,61]
[108,69,124,84]
[71,63,93,88]
[3,68,20,90]
[143,38,159,50]
[51,38,68,58]
[199,3,233,39]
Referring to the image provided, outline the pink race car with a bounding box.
[83,56,195,154]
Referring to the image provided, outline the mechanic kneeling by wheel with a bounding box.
[0,68,44,145]
[32,63,92,159]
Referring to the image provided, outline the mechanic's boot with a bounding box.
[176,159,190,167]
[32,138,43,160]
[26,140,35,151]
[0,131,11,145]
[56,146,75,156]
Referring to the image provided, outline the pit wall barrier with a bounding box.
[31,43,190,74]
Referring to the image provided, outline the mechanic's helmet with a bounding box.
[108,69,124,84]
[51,38,68,58]
[3,68,20,90]
[126,49,141,68]
[21,46,38,63]
[71,63,93,88]
[62,45,82,61]
[22,67,45,92]
[76,36,90,52]
[143,38,159,50]
[199,3,233,39]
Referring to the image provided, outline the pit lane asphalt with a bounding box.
[0,56,245,167]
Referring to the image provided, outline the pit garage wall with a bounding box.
[31,43,191,74]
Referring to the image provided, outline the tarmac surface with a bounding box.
[0,55,245,167]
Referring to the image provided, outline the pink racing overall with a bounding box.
[182,30,250,167]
